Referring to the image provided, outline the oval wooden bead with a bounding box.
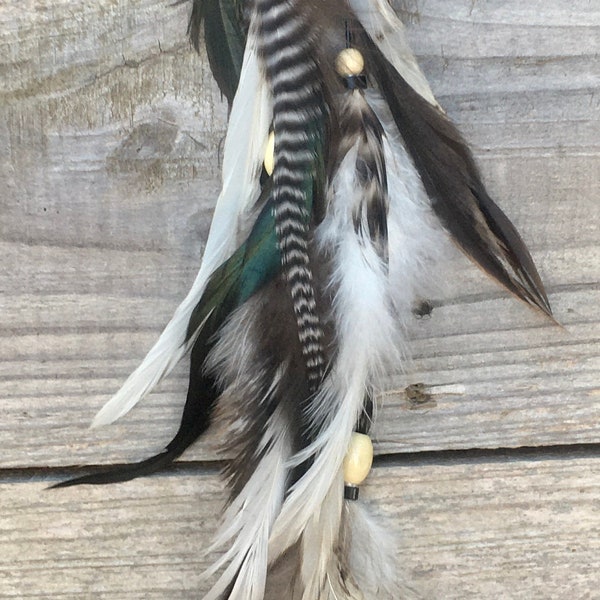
[264,130,275,175]
[335,48,365,77]
[343,432,373,486]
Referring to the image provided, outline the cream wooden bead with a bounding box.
[335,48,364,77]
[263,130,275,175]
[343,432,373,486]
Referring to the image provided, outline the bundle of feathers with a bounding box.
[56,0,552,598]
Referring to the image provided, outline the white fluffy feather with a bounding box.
[268,144,403,562]
[297,470,349,599]
[92,24,272,427]
[366,89,448,312]
[200,298,292,600]
[203,404,291,600]
[345,501,421,599]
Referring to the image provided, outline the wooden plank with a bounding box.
[1,454,598,599]
[1,286,598,468]
[1,0,598,468]
[1,2,599,599]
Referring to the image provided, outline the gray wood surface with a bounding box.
[1,0,599,598]
[2,455,599,599]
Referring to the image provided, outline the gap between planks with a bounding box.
[2,442,599,487]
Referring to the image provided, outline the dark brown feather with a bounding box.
[357,29,552,316]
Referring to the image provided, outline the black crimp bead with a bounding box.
[344,485,360,501]
[344,74,368,90]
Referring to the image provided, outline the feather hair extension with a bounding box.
[55,1,553,598]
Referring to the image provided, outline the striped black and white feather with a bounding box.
[255,0,327,391]
[55,1,553,599]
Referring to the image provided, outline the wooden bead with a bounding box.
[343,432,373,486]
[263,130,275,175]
[335,48,365,77]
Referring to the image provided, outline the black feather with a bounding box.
[189,0,246,105]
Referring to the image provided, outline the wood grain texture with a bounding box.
[2,455,599,599]
[1,0,599,597]
[2,0,598,468]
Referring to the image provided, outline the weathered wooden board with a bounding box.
[1,0,598,470]
[1,455,598,599]
[1,1,599,597]
[2,285,598,468]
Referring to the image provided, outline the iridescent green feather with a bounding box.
[185,181,279,342]
[186,109,326,346]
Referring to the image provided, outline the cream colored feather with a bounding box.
[92,25,272,427]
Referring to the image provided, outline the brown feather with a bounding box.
[356,28,552,317]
